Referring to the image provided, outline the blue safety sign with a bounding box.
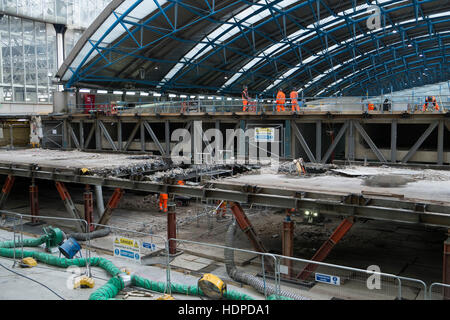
[142,242,156,251]
[315,273,341,286]
[113,236,141,263]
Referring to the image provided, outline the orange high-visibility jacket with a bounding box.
[290,91,298,104]
[276,91,286,105]
[368,103,374,111]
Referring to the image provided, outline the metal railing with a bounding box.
[90,222,172,295]
[428,282,450,300]
[66,94,450,115]
[0,209,92,276]
[168,238,280,299]
[272,254,427,300]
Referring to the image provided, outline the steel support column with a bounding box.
[391,120,397,163]
[297,217,354,280]
[321,121,349,164]
[348,120,355,161]
[165,120,170,156]
[118,120,122,151]
[96,188,124,228]
[291,121,315,162]
[316,120,322,162]
[168,203,176,255]
[284,120,291,159]
[353,121,387,163]
[438,120,444,165]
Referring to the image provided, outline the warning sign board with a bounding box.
[255,127,275,142]
[113,236,141,263]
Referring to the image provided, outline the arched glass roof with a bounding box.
[56,0,450,97]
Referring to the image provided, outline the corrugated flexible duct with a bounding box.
[224,220,309,300]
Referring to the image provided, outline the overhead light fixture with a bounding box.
[79,88,91,93]
[199,95,205,99]
[140,92,149,96]
[113,90,123,95]
[97,90,108,94]
[180,94,187,98]
[208,96,214,100]
[153,92,161,97]
[190,95,196,99]
[227,97,232,101]
[126,91,136,95]
[169,94,177,98]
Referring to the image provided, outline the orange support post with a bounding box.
[55,181,84,231]
[229,202,268,254]
[297,217,354,280]
[0,175,15,209]
[29,184,39,224]
[84,186,94,232]
[96,188,124,229]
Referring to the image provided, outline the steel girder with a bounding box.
[59,0,450,97]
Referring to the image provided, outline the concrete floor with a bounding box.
[0,164,447,300]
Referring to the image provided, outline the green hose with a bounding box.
[0,231,291,300]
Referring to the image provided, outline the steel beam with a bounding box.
[297,217,354,280]
[321,121,349,164]
[140,121,145,151]
[124,121,141,151]
[96,188,124,228]
[95,119,102,151]
[69,124,80,149]
[143,121,165,155]
[284,120,291,159]
[84,123,95,149]
[402,121,439,163]
[291,121,316,163]
[98,120,118,151]
[353,121,387,163]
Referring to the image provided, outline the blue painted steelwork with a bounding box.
[61,0,450,97]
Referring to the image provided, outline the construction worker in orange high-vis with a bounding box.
[159,193,168,212]
[422,96,439,111]
[290,88,299,112]
[242,86,249,111]
[276,88,286,112]
[368,103,375,111]
[176,180,185,186]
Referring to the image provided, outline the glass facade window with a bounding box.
[0,0,111,104]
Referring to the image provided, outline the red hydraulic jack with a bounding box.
[96,188,124,229]
[84,185,94,232]
[29,179,39,224]
[297,217,354,280]
[0,175,15,210]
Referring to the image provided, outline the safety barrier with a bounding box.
[0,209,92,275]
[428,282,450,300]
[272,254,428,300]
[167,238,280,300]
[89,222,172,295]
